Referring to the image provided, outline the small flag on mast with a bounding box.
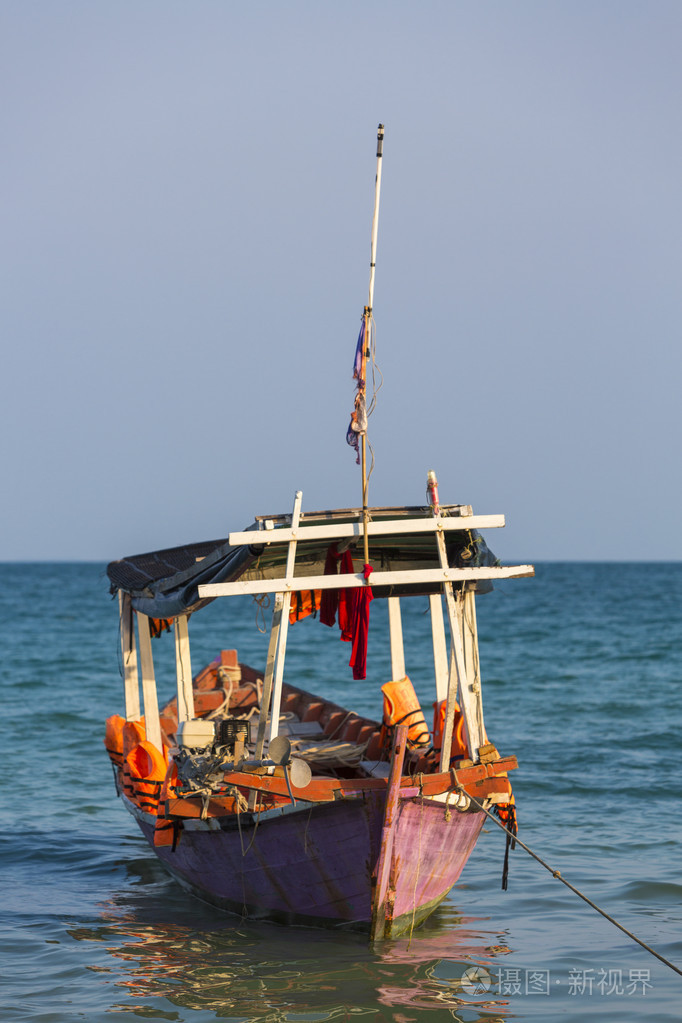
[346,318,367,464]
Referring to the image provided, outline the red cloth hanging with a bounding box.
[319,544,373,679]
[320,543,340,626]
[319,545,354,640]
[349,564,373,680]
[337,549,355,641]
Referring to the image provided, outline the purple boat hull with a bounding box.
[132,791,485,937]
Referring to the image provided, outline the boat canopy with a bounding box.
[106,504,501,620]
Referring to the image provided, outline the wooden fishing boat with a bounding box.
[104,126,534,939]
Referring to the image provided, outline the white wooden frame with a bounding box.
[463,586,486,745]
[196,490,534,767]
[174,614,194,723]
[251,492,304,769]
[430,521,482,766]
[227,513,504,548]
[119,591,140,721]
[266,491,302,745]
[429,594,448,704]
[199,564,533,599]
[387,596,405,681]
[253,592,285,763]
[136,612,163,753]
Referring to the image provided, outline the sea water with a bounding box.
[1,561,680,1022]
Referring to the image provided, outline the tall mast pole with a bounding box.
[361,123,384,565]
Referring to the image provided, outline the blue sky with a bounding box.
[2,2,681,561]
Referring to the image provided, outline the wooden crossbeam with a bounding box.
[199,564,534,599]
[227,513,505,547]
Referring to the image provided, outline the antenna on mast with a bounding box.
[367,123,384,314]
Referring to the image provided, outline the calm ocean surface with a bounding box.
[1,561,680,1022]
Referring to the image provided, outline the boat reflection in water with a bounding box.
[69,865,513,1022]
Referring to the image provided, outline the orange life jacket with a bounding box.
[495,791,517,890]
[123,740,167,815]
[154,762,181,847]
[495,793,517,836]
[381,677,430,749]
[149,617,173,637]
[104,714,126,768]
[289,590,323,624]
[122,718,146,757]
[432,699,469,760]
[120,719,147,799]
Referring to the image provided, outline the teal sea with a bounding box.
[1,561,680,1022]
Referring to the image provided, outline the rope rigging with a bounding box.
[460,787,682,979]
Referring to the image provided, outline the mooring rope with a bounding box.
[459,787,682,978]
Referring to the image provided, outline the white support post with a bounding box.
[267,491,303,746]
[266,597,291,744]
[433,526,485,767]
[440,586,479,767]
[174,614,194,723]
[136,613,163,753]
[429,593,448,704]
[249,592,286,810]
[119,591,140,721]
[387,596,405,680]
[253,592,285,763]
[463,586,486,744]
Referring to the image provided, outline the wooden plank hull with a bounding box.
[132,792,485,938]
[387,797,485,935]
